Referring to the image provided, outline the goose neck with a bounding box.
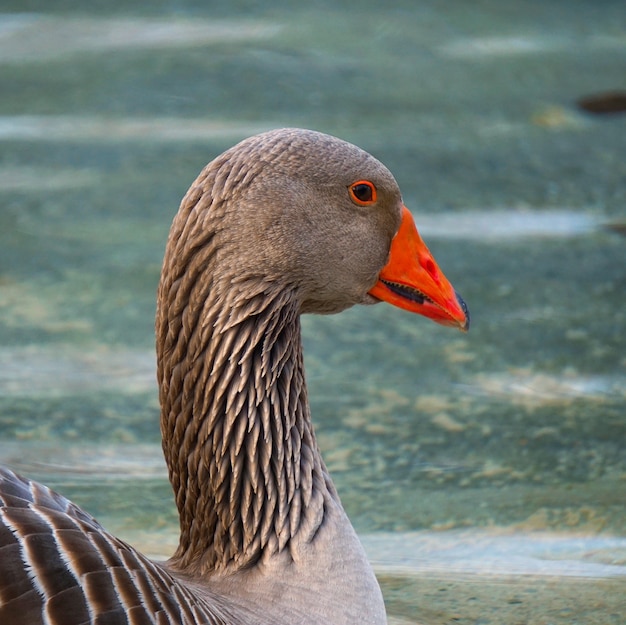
[158,283,336,574]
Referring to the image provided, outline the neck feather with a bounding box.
[157,253,335,574]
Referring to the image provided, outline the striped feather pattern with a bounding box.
[0,467,230,625]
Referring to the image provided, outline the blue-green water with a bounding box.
[1,3,625,623]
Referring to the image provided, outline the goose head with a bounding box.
[171,128,468,327]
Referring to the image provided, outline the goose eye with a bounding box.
[349,180,377,206]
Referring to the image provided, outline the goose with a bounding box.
[0,128,469,625]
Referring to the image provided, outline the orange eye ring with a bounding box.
[349,180,377,206]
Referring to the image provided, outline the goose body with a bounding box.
[0,128,468,625]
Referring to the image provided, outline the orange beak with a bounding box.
[368,206,469,331]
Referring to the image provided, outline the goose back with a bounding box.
[0,467,232,624]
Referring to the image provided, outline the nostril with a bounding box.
[424,258,439,283]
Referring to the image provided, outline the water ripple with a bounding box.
[363,530,626,578]
[0,115,272,142]
[0,15,280,63]
[415,210,598,240]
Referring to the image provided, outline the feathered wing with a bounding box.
[0,467,231,625]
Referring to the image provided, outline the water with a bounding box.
[1,2,625,623]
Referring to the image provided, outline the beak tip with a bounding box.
[455,291,470,332]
